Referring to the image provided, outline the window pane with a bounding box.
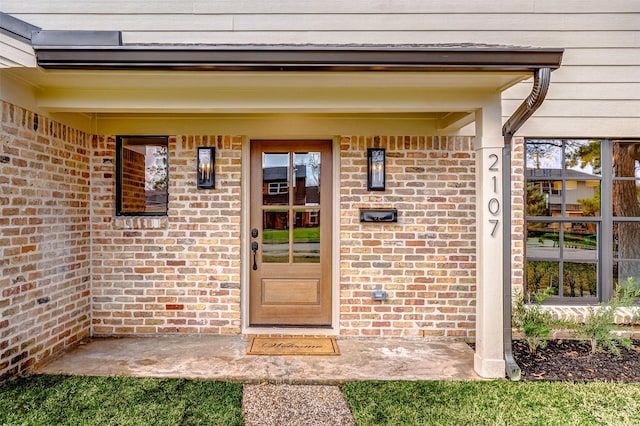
[569,181,600,217]
[293,210,320,263]
[526,140,562,173]
[613,142,640,177]
[262,210,289,263]
[565,140,601,176]
[118,137,168,215]
[526,261,559,296]
[613,179,640,217]
[526,181,562,217]
[614,261,640,290]
[613,222,640,260]
[526,222,560,259]
[563,262,597,297]
[293,152,321,206]
[563,222,598,258]
[263,153,289,206]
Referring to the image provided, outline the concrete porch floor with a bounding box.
[37,335,479,383]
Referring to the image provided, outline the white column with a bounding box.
[473,103,505,378]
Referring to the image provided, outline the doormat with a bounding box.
[246,337,340,356]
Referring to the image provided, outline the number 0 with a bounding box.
[488,198,500,215]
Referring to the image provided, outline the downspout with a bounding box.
[501,67,552,380]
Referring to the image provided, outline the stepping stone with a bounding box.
[243,384,355,426]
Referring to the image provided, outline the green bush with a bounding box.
[576,281,640,356]
[512,289,556,353]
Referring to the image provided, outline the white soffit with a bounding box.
[5,68,530,115]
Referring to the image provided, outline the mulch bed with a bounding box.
[513,339,640,382]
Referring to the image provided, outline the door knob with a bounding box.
[251,241,259,270]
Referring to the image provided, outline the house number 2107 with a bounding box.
[488,153,500,237]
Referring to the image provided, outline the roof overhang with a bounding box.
[29,30,563,73]
[1,16,564,131]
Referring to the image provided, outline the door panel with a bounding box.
[250,140,332,326]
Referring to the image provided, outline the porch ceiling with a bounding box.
[5,68,531,134]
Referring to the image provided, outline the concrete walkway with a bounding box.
[37,335,477,425]
[37,335,478,383]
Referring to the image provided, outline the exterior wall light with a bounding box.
[367,148,386,191]
[197,147,215,189]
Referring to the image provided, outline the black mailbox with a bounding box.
[359,209,398,223]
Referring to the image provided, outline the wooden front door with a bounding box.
[249,140,332,326]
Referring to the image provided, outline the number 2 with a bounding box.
[488,154,499,171]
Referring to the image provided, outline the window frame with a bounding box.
[115,135,169,217]
[525,138,640,303]
[524,138,603,303]
[268,181,288,195]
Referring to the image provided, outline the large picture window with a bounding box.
[525,139,640,302]
[116,136,169,216]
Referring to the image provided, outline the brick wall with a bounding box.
[511,137,526,296]
[1,109,487,382]
[120,147,147,213]
[339,136,477,338]
[0,102,91,382]
[91,135,242,335]
[93,133,480,339]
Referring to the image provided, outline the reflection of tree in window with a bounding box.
[563,263,597,297]
[565,140,601,174]
[578,186,600,217]
[527,261,559,294]
[146,145,168,191]
[526,140,562,171]
[526,183,549,216]
[613,142,640,283]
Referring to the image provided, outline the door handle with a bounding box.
[251,241,259,270]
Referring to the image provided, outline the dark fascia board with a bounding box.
[31,30,563,72]
[0,12,41,43]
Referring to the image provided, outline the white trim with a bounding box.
[240,136,251,333]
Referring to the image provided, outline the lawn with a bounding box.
[0,375,243,426]
[3,376,640,425]
[342,380,640,426]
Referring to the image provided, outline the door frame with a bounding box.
[241,136,341,335]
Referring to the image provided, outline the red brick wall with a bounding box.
[339,136,477,338]
[91,135,242,335]
[0,102,91,382]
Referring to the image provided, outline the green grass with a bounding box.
[0,375,243,426]
[4,376,640,425]
[342,380,640,426]
[263,227,320,244]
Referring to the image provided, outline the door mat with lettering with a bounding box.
[246,337,340,356]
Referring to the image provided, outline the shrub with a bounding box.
[576,282,640,356]
[512,289,555,353]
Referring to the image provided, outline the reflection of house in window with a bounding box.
[263,165,319,205]
[268,182,288,194]
[308,211,319,225]
[263,211,288,230]
[526,168,599,219]
[295,210,319,228]
[263,166,289,204]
